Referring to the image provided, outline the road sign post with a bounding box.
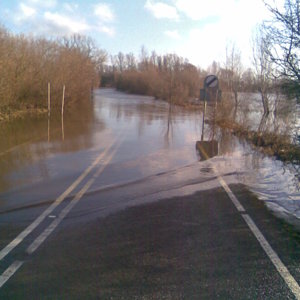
[199,75,221,141]
[204,75,218,89]
[200,75,221,102]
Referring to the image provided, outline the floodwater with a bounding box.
[0,88,299,229]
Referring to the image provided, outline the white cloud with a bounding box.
[63,3,79,13]
[44,12,90,34]
[175,0,233,20]
[176,0,270,68]
[20,3,36,18]
[145,0,179,20]
[93,3,115,37]
[164,30,180,39]
[96,24,115,37]
[3,0,117,38]
[27,0,57,9]
[14,3,36,23]
[94,3,115,22]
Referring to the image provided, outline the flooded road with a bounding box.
[1,88,300,299]
[0,88,299,229]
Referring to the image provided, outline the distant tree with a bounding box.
[252,27,273,115]
[93,49,107,72]
[207,61,220,76]
[223,43,243,106]
[241,68,255,91]
[60,34,96,58]
[113,50,200,104]
[139,45,149,70]
[150,51,157,67]
[116,52,125,72]
[125,53,136,70]
[262,0,300,96]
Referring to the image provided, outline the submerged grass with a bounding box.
[0,107,48,123]
[217,118,300,163]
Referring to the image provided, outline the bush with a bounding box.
[0,27,104,113]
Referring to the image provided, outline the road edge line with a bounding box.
[242,214,300,299]
[197,143,300,299]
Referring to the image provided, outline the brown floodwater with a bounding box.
[0,88,299,229]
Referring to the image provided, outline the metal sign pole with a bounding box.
[201,99,207,141]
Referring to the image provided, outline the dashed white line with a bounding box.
[0,261,23,288]
[0,136,118,262]
[27,139,122,255]
[0,136,123,290]
[27,178,94,254]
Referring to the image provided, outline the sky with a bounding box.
[0,0,274,68]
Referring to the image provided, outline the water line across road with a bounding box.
[0,131,124,288]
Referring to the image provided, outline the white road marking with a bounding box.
[242,214,300,300]
[27,140,122,255]
[0,261,23,288]
[197,144,245,213]
[197,143,300,298]
[0,137,123,289]
[0,136,117,262]
[215,171,245,212]
[27,178,94,254]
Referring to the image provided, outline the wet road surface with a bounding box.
[0,89,300,299]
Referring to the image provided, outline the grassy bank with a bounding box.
[0,107,48,123]
[217,118,300,163]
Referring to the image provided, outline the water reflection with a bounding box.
[1,88,300,230]
[196,101,219,161]
[196,140,219,161]
[0,101,105,192]
[227,92,297,137]
[94,89,300,228]
[207,92,300,228]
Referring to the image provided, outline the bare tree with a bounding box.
[93,48,107,73]
[150,50,157,67]
[125,53,136,70]
[252,27,273,115]
[116,52,125,72]
[207,61,220,76]
[0,28,101,111]
[262,0,300,95]
[241,68,255,91]
[139,45,149,70]
[60,34,96,58]
[223,43,243,106]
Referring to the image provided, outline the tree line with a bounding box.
[104,49,204,104]
[102,0,299,115]
[0,26,106,115]
[0,0,298,118]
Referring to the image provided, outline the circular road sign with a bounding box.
[204,75,219,89]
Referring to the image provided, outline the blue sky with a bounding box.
[0,0,273,68]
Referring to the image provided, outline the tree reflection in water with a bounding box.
[0,101,105,192]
